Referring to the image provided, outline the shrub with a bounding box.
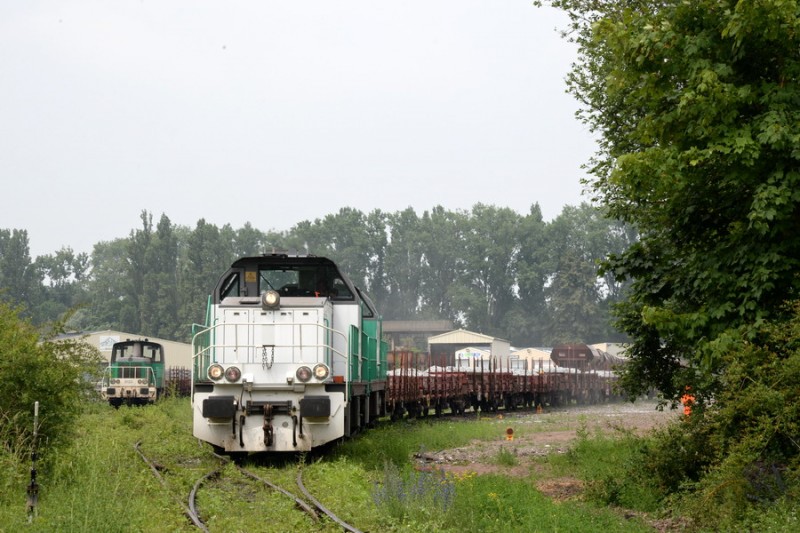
[620,302,800,528]
[0,302,102,463]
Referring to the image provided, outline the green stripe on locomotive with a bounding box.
[109,340,166,389]
[352,318,387,386]
[108,359,165,388]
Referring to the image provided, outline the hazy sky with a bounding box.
[1,1,596,258]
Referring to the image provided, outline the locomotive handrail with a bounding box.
[191,321,349,364]
[191,321,353,400]
[100,365,158,388]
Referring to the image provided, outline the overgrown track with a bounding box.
[135,441,361,532]
[296,469,363,533]
[134,441,207,531]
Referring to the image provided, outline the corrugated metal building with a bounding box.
[428,329,511,367]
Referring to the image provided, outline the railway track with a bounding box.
[135,442,362,532]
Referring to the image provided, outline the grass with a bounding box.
[3,398,796,532]
[542,419,660,509]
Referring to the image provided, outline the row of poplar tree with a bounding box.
[0,202,634,348]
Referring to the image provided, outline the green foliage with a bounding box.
[492,446,519,467]
[678,305,800,528]
[542,0,800,522]
[607,304,800,529]
[0,397,200,531]
[633,418,715,496]
[549,423,664,513]
[3,202,636,346]
[371,461,455,525]
[0,302,103,463]
[0,228,44,321]
[544,0,800,396]
[450,473,653,533]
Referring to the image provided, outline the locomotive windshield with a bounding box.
[259,264,353,299]
[111,341,164,363]
[214,254,362,303]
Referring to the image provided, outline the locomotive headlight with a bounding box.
[261,289,280,309]
[313,363,330,381]
[224,366,241,382]
[208,364,224,381]
[296,366,312,383]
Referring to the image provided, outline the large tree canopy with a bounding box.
[545,0,800,398]
[2,203,633,348]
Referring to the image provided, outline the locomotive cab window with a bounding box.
[111,341,164,363]
[258,264,354,300]
[219,272,240,300]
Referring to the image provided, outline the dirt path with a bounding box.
[413,401,679,482]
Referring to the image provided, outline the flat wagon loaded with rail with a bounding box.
[385,343,626,419]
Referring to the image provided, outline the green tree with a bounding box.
[543,247,603,344]
[363,209,389,307]
[123,211,154,333]
[453,204,521,339]
[0,229,42,320]
[32,247,91,327]
[233,222,285,257]
[417,206,467,324]
[84,239,130,331]
[543,204,633,344]
[0,301,102,459]
[140,214,179,339]
[178,219,234,338]
[543,0,800,516]
[509,205,549,346]
[290,208,377,290]
[545,0,800,397]
[383,208,424,319]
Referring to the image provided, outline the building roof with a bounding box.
[428,328,509,345]
[383,320,453,333]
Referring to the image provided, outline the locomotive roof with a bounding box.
[228,253,354,286]
[218,253,378,316]
[231,252,339,268]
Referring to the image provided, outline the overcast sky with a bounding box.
[1,1,596,259]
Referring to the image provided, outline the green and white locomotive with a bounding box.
[100,339,165,407]
[191,252,387,453]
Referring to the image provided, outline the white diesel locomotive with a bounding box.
[191,253,387,453]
